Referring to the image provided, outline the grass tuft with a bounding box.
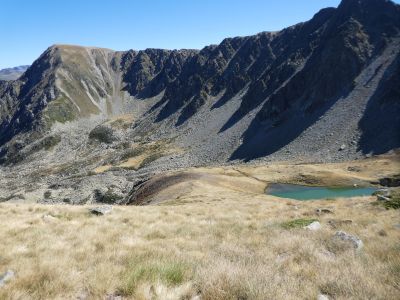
[281,218,318,229]
[118,259,189,296]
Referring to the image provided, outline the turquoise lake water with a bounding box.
[266,183,376,200]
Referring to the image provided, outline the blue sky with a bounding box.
[0,0,398,69]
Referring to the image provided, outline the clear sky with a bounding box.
[0,0,398,69]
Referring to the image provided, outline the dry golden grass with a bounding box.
[1,156,399,299]
[93,141,183,174]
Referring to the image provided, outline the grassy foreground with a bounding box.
[1,156,399,299]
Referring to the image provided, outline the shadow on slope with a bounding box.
[358,53,400,155]
[229,96,346,162]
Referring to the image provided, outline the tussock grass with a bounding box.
[118,257,189,296]
[1,193,399,299]
[1,157,400,299]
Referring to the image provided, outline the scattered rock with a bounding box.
[317,294,329,300]
[339,144,346,151]
[89,205,113,215]
[377,195,391,201]
[347,166,362,172]
[315,208,333,215]
[305,221,322,231]
[0,270,15,287]
[328,219,353,229]
[333,231,363,250]
[374,188,391,197]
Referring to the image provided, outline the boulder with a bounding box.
[317,294,329,300]
[333,231,363,250]
[305,221,321,231]
[89,205,113,216]
[0,270,15,287]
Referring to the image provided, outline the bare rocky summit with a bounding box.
[0,0,399,204]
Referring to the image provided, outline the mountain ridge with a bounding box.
[0,0,399,204]
[0,65,29,81]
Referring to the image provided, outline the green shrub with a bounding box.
[383,191,400,209]
[94,189,123,204]
[373,189,400,210]
[89,125,116,144]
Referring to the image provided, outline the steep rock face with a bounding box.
[257,0,400,122]
[121,48,198,98]
[0,47,59,146]
[359,51,400,154]
[229,0,400,160]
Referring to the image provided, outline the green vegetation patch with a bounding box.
[138,152,164,169]
[372,189,400,210]
[93,189,124,204]
[118,259,190,296]
[89,125,116,144]
[44,96,79,126]
[281,218,318,229]
[382,191,400,210]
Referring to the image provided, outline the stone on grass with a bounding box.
[317,294,329,300]
[0,270,15,287]
[334,231,363,250]
[377,195,391,202]
[305,221,321,231]
[89,205,113,216]
[315,208,333,215]
[374,188,390,197]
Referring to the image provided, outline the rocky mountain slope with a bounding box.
[0,65,29,81]
[0,0,399,204]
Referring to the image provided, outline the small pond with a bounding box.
[266,183,376,200]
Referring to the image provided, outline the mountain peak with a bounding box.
[338,0,399,14]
